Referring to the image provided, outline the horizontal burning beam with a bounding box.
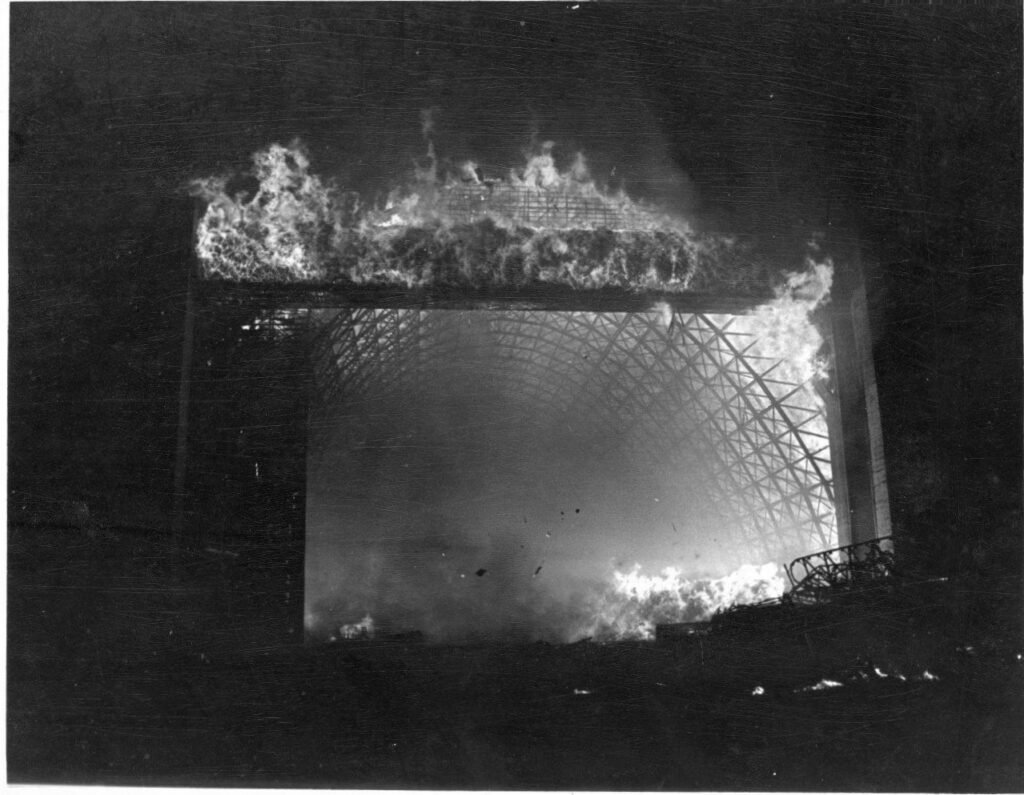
[189,142,813,300]
[195,213,776,297]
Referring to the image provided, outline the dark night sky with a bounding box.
[8,3,1022,581]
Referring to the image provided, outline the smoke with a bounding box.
[420,107,438,140]
[304,313,596,643]
[306,509,605,644]
[303,301,831,644]
[415,107,440,184]
[304,308,761,643]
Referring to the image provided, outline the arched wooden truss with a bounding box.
[309,307,837,563]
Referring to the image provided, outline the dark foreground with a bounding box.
[8,525,1023,790]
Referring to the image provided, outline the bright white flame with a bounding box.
[518,140,561,188]
[921,670,939,682]
[615,562,784,603]
[190,141,342,281]
[730,258,833,388]
[339,613,375,640]
[576,562,786,641]
[799,678,843,692]
[573,688,593,696]
[654,300,674,330]
[752,685,765,696]
[458,160,481,184]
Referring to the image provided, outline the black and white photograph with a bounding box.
[7,2,1022,789]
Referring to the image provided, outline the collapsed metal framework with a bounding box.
[310,306,836,563]
[784,535,896,605]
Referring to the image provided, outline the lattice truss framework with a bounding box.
[310,308,836,562]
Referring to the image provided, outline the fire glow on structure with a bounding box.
[188,139,876,643]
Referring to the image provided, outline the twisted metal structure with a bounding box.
[784,535,896,604]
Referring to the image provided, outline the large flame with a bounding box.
[575,562,786,641]
[188,139,774,294]
[189,141,343,281]
[721,256,834,476]
[731,257,833,387]
[306,561,787,644]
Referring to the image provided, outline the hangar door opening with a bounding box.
[305,306,836,643]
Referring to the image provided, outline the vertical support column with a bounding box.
[823,373,853,547]
[851,280,893,542]
[171,209,199,550]
[830,250,891,547]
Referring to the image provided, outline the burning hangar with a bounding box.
[176,142,892,644]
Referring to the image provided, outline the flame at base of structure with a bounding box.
[306,561,787,645]
[574,562,787,642]
[339,613,375,640]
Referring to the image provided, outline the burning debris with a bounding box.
[798,678,843,692]
[337,613,375,641]
[788,663,943,694]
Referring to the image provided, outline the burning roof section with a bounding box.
[189,141,790,297]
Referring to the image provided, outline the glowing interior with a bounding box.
[305,307,836,643]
